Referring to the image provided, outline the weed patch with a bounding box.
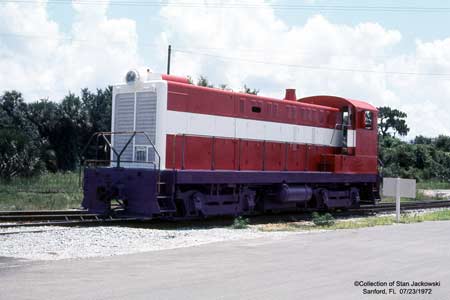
[258,209,450,232]
[231,216,249,229]
[311,212,335,226]
[0,172,82,210]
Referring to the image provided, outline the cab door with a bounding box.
[341,106,352,154]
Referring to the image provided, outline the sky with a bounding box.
[1,0,450,138]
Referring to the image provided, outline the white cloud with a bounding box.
[0,0,139,100]
[0,0,449,138]
[383,38,450,137]
[159,0,450,138]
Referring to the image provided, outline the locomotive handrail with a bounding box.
[80,131,161,170]
[116,132,136,167]
[84,159,157,169]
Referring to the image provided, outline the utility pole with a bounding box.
[167,44,172,75]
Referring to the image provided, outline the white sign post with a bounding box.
[382,177,416,222]
[395,178,401,222]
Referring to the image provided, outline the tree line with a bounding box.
[0,88,112,179]
[372,107,450,182]
[1,78,449,183]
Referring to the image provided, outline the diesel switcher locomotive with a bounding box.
[81,70,380,218]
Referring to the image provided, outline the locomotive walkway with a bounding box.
[1,221,450,299]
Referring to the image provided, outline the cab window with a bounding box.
[364,111,373,130]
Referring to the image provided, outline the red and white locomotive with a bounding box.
[82,70,380,218]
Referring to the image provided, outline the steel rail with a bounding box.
[357,200,450,212]
[0,217,150,229]
[1,200,450,229]
[0,209,90,216]
[0,209,151,228]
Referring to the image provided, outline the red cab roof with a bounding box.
[299,95,377,112]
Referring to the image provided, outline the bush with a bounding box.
[0,91,44,179]
[0,129,44,180]
[231,216,249,229]
[312,212,335,226]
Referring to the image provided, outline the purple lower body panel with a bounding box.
[82,168,159,216]
[164,170,378,185]
[82,167,379,218]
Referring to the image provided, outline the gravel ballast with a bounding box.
[0,226,292,261]
[2,208,447,261]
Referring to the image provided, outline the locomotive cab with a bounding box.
[301,95,378,174]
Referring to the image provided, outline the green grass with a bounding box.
[417,180,450,190]
[381,185,450,203]
[381,191,446,203]
[380,196,421,203]
[0,172,82,210]
[258,209,450,232]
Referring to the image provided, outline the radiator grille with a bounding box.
[112,91,158,167]
[136,92,157,162]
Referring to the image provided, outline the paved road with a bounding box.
[1,221,450,300]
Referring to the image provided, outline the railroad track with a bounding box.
[358,199,450,212]
[1,200,450,229]
[0,210,149,228]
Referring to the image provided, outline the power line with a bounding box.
[0,32,160,48]
[3,0,450,13]
[1,32,449,78]
[174,49,450,78]
[0,32,442,64]
[176,46,443,63]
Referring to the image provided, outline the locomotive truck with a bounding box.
[81,69,380,218]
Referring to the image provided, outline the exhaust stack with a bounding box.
[284,89,297,101]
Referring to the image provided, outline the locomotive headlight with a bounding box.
[125,70,140,84]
